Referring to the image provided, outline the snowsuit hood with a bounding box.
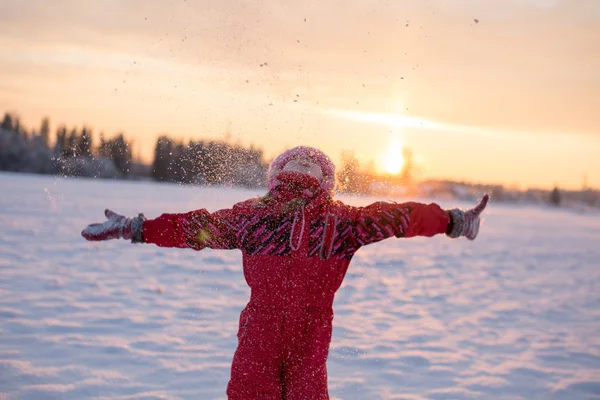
[267,146,336,196]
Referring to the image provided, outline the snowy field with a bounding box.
[1,172,599,400]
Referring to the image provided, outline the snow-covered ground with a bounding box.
[1,172,599,400]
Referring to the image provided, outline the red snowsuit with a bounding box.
[142,175,450,399]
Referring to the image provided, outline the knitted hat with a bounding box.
[267,146,336,195]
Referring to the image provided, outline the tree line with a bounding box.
[1,112,133,178]
[0,111,269,187]
[151,136,268,187]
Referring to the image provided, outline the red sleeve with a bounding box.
[142,207,241,250]
[351,201,450,247]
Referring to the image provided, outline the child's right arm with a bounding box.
[82,207,242,251]
[142,208,239,250]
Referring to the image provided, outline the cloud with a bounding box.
[327,108,509,139]
[1,0,599,138]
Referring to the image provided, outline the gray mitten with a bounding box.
[82,209,146,243]
[446,194,490,240]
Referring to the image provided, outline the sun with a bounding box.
[381,141,404,175]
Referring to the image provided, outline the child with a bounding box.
[82,146,489,399]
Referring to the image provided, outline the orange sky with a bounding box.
[1,0,599,190]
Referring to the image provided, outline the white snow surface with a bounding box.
[1,172,599,400]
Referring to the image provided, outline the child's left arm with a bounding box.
[351,194,489,247]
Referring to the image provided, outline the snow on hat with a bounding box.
[267,146,336,195]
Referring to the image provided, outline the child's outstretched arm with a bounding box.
[81,207,240,251]
[350,194,489,247]
[142,208,238,250]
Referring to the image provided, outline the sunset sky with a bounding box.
[1,0,599,190]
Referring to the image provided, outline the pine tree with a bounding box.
[1,113,13,132]
[78,127,93,157]
[40,117,50,147]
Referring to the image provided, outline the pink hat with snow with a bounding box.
[267,146,336,195]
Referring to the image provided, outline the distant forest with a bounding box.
[0,111,271,188]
